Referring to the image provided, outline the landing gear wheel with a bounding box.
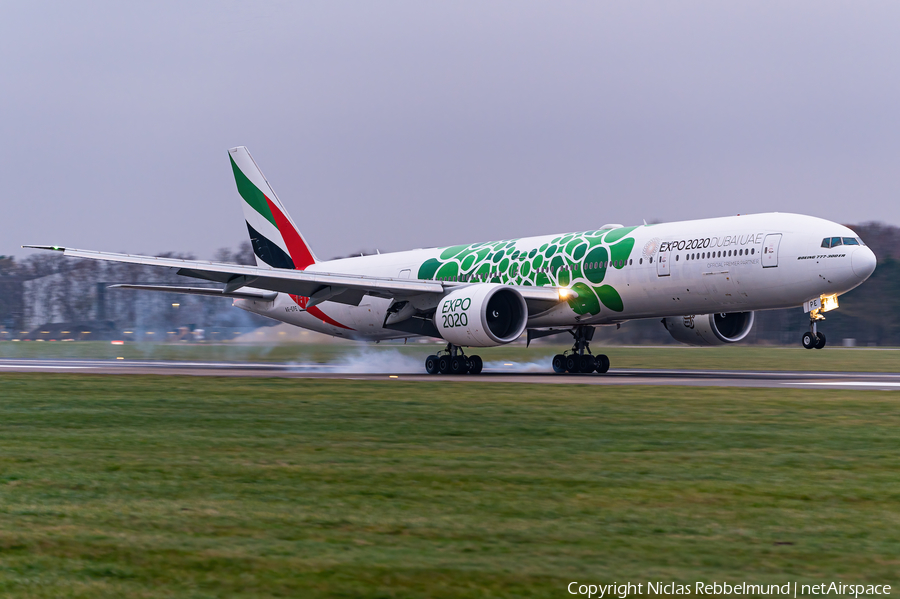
[438,355,452,374]
[802,332,816,349]
[594,354,610,374]
[450,356,468,375]
[469,355,483,374]
[552,354,566,374]
[815,332,827,349]
[559,325,598,374]
[424,355,439,375]
[579,355,596,373]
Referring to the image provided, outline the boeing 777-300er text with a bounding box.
[27,147,877,374]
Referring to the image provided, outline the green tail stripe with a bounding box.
[230,155,277,228]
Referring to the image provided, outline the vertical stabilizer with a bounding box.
[229,146,317,270]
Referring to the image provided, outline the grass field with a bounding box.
[0,374,898,597]
[0,341,898,373]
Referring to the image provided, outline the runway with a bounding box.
[1,358,899,389]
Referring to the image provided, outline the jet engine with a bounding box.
[434,284,528,347]
[662,312,755,346]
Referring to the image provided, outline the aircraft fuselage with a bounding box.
[235,212,876,340]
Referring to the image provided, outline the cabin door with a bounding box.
[657,250,671,276]
[762,234,782,268]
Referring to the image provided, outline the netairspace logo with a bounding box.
[567,581,892,598]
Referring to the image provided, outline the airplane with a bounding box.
[26,146,877,375]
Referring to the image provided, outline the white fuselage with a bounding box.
[234,213,876,342]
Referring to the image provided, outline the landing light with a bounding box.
[821,293,839,312]
[558,288,575,300]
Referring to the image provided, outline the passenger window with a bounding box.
[650,257,653,263]
[675,255,679,261]
[831,237,842,247]
[843,237,859,245]
[751,248,755,255]
[821,238,831,248]
[639,258,643,264]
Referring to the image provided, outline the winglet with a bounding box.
[23,245,66,251]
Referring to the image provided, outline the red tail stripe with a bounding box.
[265,197,315,270]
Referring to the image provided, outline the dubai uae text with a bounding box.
[567,581,891,598]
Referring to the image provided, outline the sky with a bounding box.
[2,1,899,261]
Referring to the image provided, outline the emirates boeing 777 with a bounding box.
[27,147,877,374]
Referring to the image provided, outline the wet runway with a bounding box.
[2,358,899,390]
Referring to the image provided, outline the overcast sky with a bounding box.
[2,1,898,261]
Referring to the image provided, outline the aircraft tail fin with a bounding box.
[228,146,317,270]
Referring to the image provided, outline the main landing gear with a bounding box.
[425,344,484,375]
[801,309,827,350]
[551,325,610,374]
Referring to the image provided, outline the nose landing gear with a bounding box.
[425,344,483,375]
[802,309,827,350]
[552,326,610,374]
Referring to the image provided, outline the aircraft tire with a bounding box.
[424,355,439,375]
[580,355,597,373]
[438,356,452,374]
[815,332,827,349]
[802,332,816,349]
[552,354,566,373]
[450,356,468,375]
[595,354,610,374]
[565,355,580,373]
[469,355,483,374]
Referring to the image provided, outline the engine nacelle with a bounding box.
[662,312,755,346]
[434,284,528,347]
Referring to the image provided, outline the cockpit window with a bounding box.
[821,238,831,248]
[842,237,859,245]
[830,237,843,248]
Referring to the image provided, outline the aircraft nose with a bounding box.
[851,247,877,280]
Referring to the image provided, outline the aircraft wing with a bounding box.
[24,246,564,311]
[107,284,279,301]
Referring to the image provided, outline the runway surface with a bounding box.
[2,358,899,389]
